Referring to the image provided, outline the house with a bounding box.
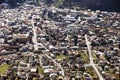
[44,69,54,74]
[13,33,30,43]
[1,74,8,80]
[30,68,37,73]
[49,73,58,80]
[0,50,16,56]
[63,15,76,23]
[63,76,70,80]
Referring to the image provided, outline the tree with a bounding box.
[118,43,120,49]
[73,35,78,46]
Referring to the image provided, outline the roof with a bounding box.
[31,68,37,72]
[44,69,53,73]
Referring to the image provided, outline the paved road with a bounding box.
[85,34,104,80]
[47,7,83,13]
[39,55,43,66]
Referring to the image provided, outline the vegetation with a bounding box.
[86,67,98,79]
[78,50,89,64]
[55,0,63,7]
[56,54,66,60]
[92,51,98,62]
[105,67,119,80]
[15,77,18,80]
[0,64,9,74]
[33,77,37,80]
[38,66,44,74]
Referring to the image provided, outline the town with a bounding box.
[0,0,120,80]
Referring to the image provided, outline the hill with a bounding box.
[0,0,120,12]
[62,0,120,12]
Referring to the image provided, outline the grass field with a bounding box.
[55,0,63,7]
[0,64,9,74]
[56,54,66,60]
[38,66,44,74]
[78,50,89,64]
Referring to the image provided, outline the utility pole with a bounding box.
[118,44,120,80]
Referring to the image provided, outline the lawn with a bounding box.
[38,66,44,74]
[0,64,9,74]
[55,0,63,7]
[78,50,89,64]
[86,67,98,79]
[56,54,66,60]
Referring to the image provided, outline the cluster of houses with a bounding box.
[0,1,120,80]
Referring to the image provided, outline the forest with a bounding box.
[0,0,120,12]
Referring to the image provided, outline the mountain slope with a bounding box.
[0,0,120,12]
[62,0,120,12]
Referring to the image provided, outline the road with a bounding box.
[85,34,104,80]
[31,17,65,76]
[49,7,82,13]
[39,55,43,66]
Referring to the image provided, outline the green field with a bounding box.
[78,50,89,64]
[56,54,66,60]
[38,66,44,74]
[0,64,9,74]
[55,0,63,7]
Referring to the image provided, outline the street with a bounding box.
[85,34,104,80]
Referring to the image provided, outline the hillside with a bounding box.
[0,0,24,7]
[62,0,120,12]
[0,0,120,12]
